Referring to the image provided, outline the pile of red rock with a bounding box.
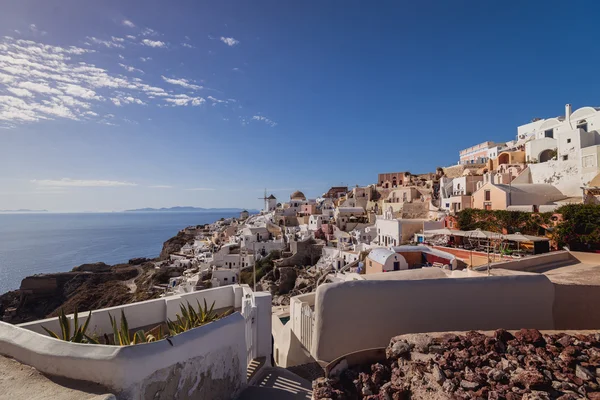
[313,329,600,399]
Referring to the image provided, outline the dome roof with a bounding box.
[290,190,306,200]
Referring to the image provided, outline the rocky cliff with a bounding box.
[159,230,196,260]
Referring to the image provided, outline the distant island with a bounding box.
[125,206,258,213]
[0,209,48,213]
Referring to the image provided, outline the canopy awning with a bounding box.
[462,229,503,239]
[503,232,549,242]
[423,228,461,236]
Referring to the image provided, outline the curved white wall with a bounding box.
[0,313,246,399]
[312,274,555,363]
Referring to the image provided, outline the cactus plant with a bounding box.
[166,300,233,335]
[42,308,99,344]
[107,310,163,346]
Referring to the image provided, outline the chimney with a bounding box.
[565,103,572,121]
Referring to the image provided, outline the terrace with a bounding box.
[0,285,272,399]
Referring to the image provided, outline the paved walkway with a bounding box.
[0,356,114,400]
[237,366,313,400]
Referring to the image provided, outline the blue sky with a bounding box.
[1,0,600,212]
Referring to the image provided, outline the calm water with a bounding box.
[0,212,238,294]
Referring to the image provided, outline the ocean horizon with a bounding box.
[0,211,240,294]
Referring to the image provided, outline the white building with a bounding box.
[515,104,600,197]
[334,206,366,230]
[373,207,443,246]
[264,194,277,212]
[211,268,239,286]
[365,248,408,273]
[308,214,331,231]
[240,226,270,247]
[319,198,335,218]
[439,175,483,213]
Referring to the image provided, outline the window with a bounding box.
[484,190,491,201]
[583,155,596,168]
[567,138,571,143]
[232,276,235,282]
[224,277,228,281]
[544,129,554,138]
[562,155,569,161]
[577,121,588,132]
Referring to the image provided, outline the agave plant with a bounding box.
[166,300,233,335]
[42,308,99,344]
[107,309,163,346]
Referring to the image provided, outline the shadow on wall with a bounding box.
[553,284,600,330]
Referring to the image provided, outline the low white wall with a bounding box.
[253,292,273,361]
[19,285,239,337]
[474,251,574,272]
[20,297,167,338]
[290,293,315,337]
[312,274,555,363]
[272,316,313,368]
[0,313,247,399]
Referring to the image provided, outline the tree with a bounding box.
[553,204,600,251]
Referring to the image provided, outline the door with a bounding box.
[393,261,400,271]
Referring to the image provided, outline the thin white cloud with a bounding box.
[139,57,152,62]
[207,96,229,106]
[220,37,239,46]
[252,115,277,127]
[0,36,221,127]
[181,43,194,49]
[126,35,137,40]
[161,76,202,90]
[186,187,216,191]
[31,178,137,187]
[7,88,34,97]
[141,39,166,48]
[111,37,125,43]
[18,82,62,95]
[165,95,205,106]
[86,36,125,49]
[141,28,158,37]
[149,185,173,188]
[122,20,136,28]
[118,63,144,74]
[29,24,47,36]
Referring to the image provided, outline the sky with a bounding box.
[1,0,600,212]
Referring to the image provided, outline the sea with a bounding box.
[0,212,240,294]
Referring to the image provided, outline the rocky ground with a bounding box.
[255,264,321,306]
[313,329,600,400]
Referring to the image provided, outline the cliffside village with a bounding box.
[161,103,600,300]
[5,103,600,400]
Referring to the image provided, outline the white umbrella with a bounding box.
[504,232,549,242]
[423,228,460,236]
[463,229,503,239]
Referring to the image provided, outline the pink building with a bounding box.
[299,204,317,216]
